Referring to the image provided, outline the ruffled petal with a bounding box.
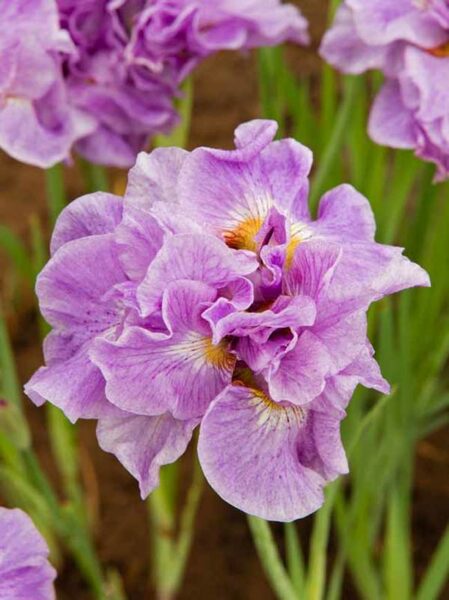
[179,120,312,248]
[268,331,331,405]
[124,147,189,209]
[320,4,388,74]
[137,233,257,316]
[36,234,127,335]
[0,96,87,168]
[348,0,446,47]
[92,281,235,419]
[204,294,316,345]
[320,344,390,411]
[50,192,123,255]
[315,185,377,242]
[25,343,117,422]
[198,384,347,521]
[115,206,165,281]
[97,410,198,497]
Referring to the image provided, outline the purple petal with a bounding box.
[25,343,117,422]
[369,80,417,149]
[268,331,332,405]
[315,184,377,242]
[320,4,388,74]
[137,233,257,316]
[284,239,342,299]
[97,410,198,497]
[50,192,123,255]
[115,206,165,281]
[0,507,56,600]
[348,0,446,47]
[198,384,347,521]
[124,147,189,209]
[179,120,312,246]
[92,281,235,419]
[204,294,316,345]
[0,96,91,168]
[321,344,390,411]
[36,234,127,334]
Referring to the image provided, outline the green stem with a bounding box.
[285,522,306,594]
[45,164,67,224]
[166,459,204,595]
[310,77,359,211]
[248,516,298,600]
[148,459,203,600]
[79,159,109,192]
[306,484,340,600]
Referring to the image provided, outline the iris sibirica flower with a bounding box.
[0,507,56,600]
[0,0,308,168]
[26,120,429,521]
[321,0,449,180]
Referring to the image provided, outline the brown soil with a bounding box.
[1,2,449,599]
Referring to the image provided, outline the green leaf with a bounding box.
[0,226,34,284]
[416,524,449,600]
[248,516,297,600]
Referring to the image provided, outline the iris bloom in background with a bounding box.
[0,507,56,600]
[0,0,308,168]
[26,120,429,521]
[320,0,449,180]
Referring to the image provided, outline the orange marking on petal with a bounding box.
[428,42,449,57]
[223,216,264,251]
[203,338,236,371]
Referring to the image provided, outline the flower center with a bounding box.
[223,216,264,251]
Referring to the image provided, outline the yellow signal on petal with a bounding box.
[223,215,264,251]
[428,42,449,58]
[286,221,313,268]
[203,338,236,371]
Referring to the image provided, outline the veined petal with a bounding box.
[198,384,347,521]
[179,120,312,249]
[92,281,235,419]
[315,184,377,242]
[203,294,316,345]
[283,240,342,299]
[25,344,117,422]
[36,234,127,335]
[124,147,189,210]
[233,119,278,156]
[115,206,164,281]
[97,410,198,498]
[236,330,298,374]
[268,331,331,405]
[50,192,123,255]
[320,344,390,411]
[137,234,257,316]
[0,508,56,600]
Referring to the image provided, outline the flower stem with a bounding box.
[45,164,67,224]
[247,516,298,600]
[79,159,109,192]
[285,522,305,594]
[148,458,203,599]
